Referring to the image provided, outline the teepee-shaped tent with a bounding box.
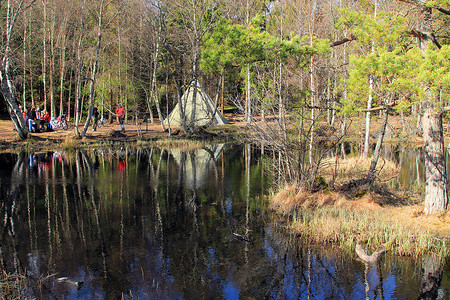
[163,80,229,127]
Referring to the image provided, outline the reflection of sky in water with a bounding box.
[264,238,275,260]
[282,260,299,299]
[384,272,398,299]
[223,280,239,299]
[225,196,232,214]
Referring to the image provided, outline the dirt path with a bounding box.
[0,118,220,143]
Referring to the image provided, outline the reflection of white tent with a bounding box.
[163,80,229,127]
[170,144,226,190]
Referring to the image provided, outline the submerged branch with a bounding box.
[356,243,387,263]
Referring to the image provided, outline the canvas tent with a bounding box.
[163,80,229,127]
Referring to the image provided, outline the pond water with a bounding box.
[0,144,449,299]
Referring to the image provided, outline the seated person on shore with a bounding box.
[28,106,38,132]
[40,110,52,132]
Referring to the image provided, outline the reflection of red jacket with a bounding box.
[117,160,126,172]
[115,107,125,118]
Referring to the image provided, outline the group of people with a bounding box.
[20,105,52,133]
[19,103,126,133]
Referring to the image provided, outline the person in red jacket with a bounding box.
[40,110,52,131]
[115,103,125,132]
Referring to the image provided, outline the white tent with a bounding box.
[163,80,229,127]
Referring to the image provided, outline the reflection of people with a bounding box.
[92,104,99,131]
[41,156,52,171]
[116,158,126,172]
[29,153,38,170]
[115,103,125,133]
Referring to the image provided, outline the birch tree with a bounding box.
[0,0,37,140]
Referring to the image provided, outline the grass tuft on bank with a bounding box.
[270,182,450,258]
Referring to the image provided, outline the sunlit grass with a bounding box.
[270,184,450,258]
[320,156,399,185]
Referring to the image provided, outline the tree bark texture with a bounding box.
[423,109,448,213]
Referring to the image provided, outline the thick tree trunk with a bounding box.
[423,109,448,213]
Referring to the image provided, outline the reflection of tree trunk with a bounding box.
[2,154,26,273]
[245,144,251,264]
[61,158,73,250]
[175,152,185,203]
[154,148,164,247]
[26,158,36,253]
[81,149,108,278]
[419,254,444,299]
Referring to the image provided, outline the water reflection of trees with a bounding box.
[0,147,445,298]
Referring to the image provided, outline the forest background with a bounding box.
[1,0,450,215]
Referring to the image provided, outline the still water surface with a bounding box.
[0,144,449,299]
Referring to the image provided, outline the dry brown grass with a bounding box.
[321,156,400,185]
[270,184,450,257]
[269,184,382,216]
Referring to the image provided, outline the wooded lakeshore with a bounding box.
[1,0,450,251]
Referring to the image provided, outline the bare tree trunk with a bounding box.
[366,107,388,184]
[49,10,56,117]
[363,75,373,159]
[308,0,317,166]
[22,21,27,108]
[1,66,29,139]
[0,0,31,140]
[363,1,377,159]
[150,20,165,131]
[246,64,251,124]
[74,33,83,135]
[42,0,48,110]
[80,0,105,137]
[59,29,67,117]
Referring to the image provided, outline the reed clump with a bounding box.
[270,184,449,258]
